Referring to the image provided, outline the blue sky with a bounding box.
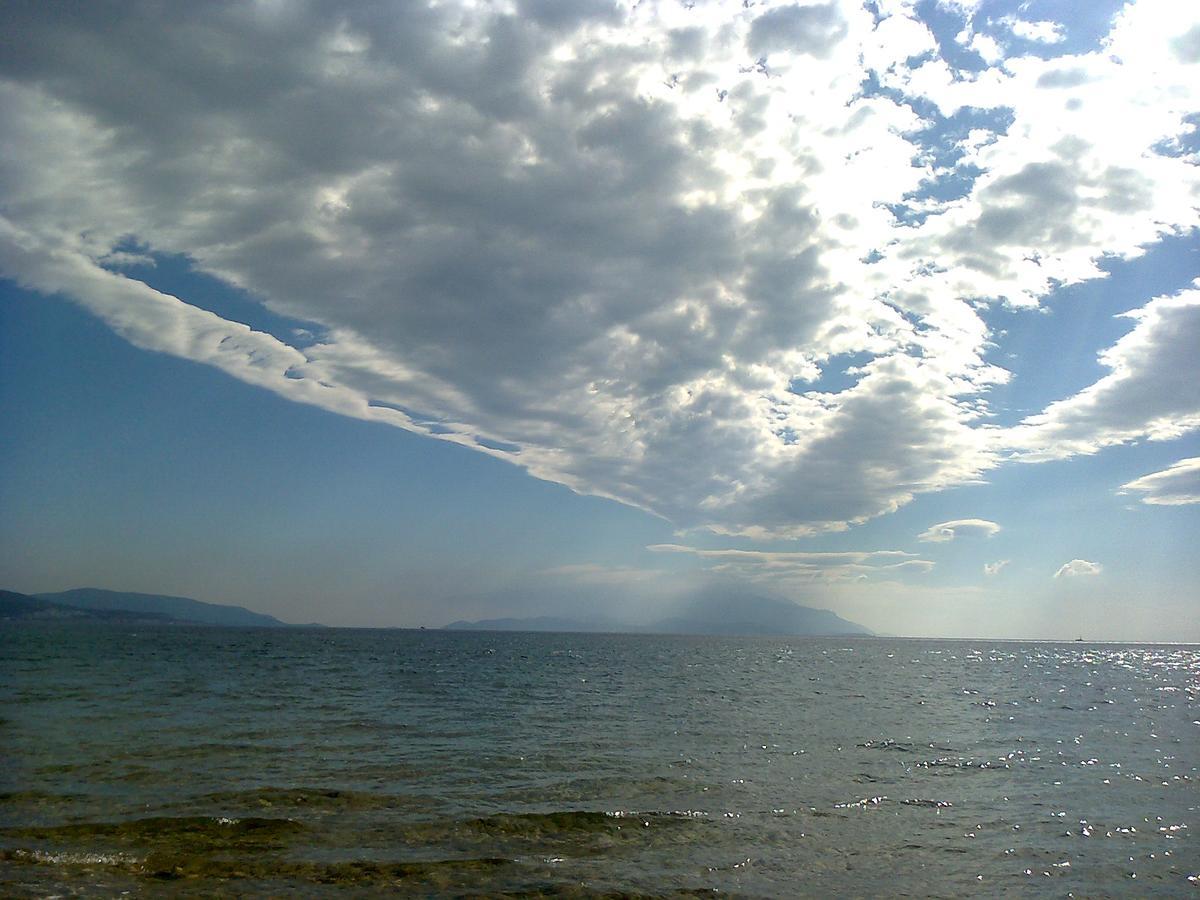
[1,0,1197,638]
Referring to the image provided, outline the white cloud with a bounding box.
[1120,457,1200,505]
[1,0,1197,539]
[917,519,1001,542]
[647,543,933,585]
[1054,559,1103,578]
[1006,286,1200,460]
[1001,18,1066,44]
[968,32,1005,64]
[983,560,1009,576]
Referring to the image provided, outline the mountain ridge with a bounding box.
[446,589,871,637]
[6,585,871,636]
[3,588,295,627]
[2,589,184,624]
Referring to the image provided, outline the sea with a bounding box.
[1,625,1196,897]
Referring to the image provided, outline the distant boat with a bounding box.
[1075,637,1084,642]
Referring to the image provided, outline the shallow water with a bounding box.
[2,626,1197,896]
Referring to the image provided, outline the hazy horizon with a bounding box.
[1,0,1197,641]
[7,581,1198,644]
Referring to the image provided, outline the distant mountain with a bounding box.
[650,608,867,637]
[1,589,178,624]
[649,584,871,637]
[32,588,291,627]
[444,586,870,637]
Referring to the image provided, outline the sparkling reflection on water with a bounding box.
[2,626,1197,896]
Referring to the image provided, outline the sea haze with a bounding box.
[2,625,1196,896]
[444,583,872,636]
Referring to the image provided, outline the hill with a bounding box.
[30,588,291,627]
[1,589,178,624]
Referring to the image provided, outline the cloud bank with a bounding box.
[1,0,1198,537]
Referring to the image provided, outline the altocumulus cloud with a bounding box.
[1054,559,1103,579]
[1,1,1199,537]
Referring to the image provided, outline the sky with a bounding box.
[1,0,1198,639]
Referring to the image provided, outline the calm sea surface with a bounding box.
[1,626,1197,896]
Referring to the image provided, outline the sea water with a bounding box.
[2,625,1196,896]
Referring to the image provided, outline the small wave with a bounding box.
[915,756,1011,771]
[393,807,707,853]
[835,796,888,808]
[857,739,958,753]
[3,814,304,849]
[3,848,142,867]
[294,855,515,886]
[2,843,515,887]
[459,808,702,837]
[197,786,417,813]
[858,739,915,751]
[462,810,620,836]
[0,788,87,807]
[834,797,952,810]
